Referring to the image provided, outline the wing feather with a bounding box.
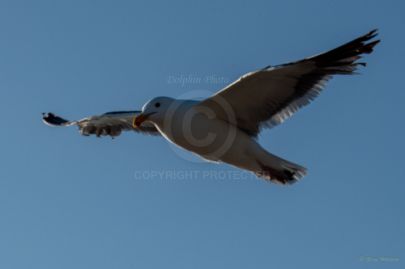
[197,29,380,137]
[42,111,160,137]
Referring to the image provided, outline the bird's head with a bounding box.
[133,96,175,127]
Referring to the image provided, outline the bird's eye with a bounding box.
[155,102,161,108]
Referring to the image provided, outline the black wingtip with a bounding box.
[366,39,381,51]
[361,29,378,41]
[368,28,378,36]
[361,29,380,51]
[311,28,380,73]
[42,112,70,126]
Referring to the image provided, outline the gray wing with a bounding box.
[197,29,380,137]
[42,111,160,137]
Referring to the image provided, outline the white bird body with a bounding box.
[43,30,379,184]
[143,98,307,182]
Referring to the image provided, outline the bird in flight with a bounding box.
[43,29,379,184]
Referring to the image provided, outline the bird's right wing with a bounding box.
[197,29,380,137]
[42,111,161,137]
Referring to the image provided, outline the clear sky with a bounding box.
[0,0,404,268]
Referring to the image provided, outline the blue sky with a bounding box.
[0,0,404,268]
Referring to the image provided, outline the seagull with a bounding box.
[43,29,380,184]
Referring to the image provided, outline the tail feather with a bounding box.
[256,154,307,185]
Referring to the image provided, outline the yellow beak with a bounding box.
[133,112,154,128]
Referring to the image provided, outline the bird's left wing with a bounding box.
[42,111,160,137]
[197,29,380,137]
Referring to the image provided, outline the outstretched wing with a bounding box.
[42,111,160,137]
[197,29,380,137]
